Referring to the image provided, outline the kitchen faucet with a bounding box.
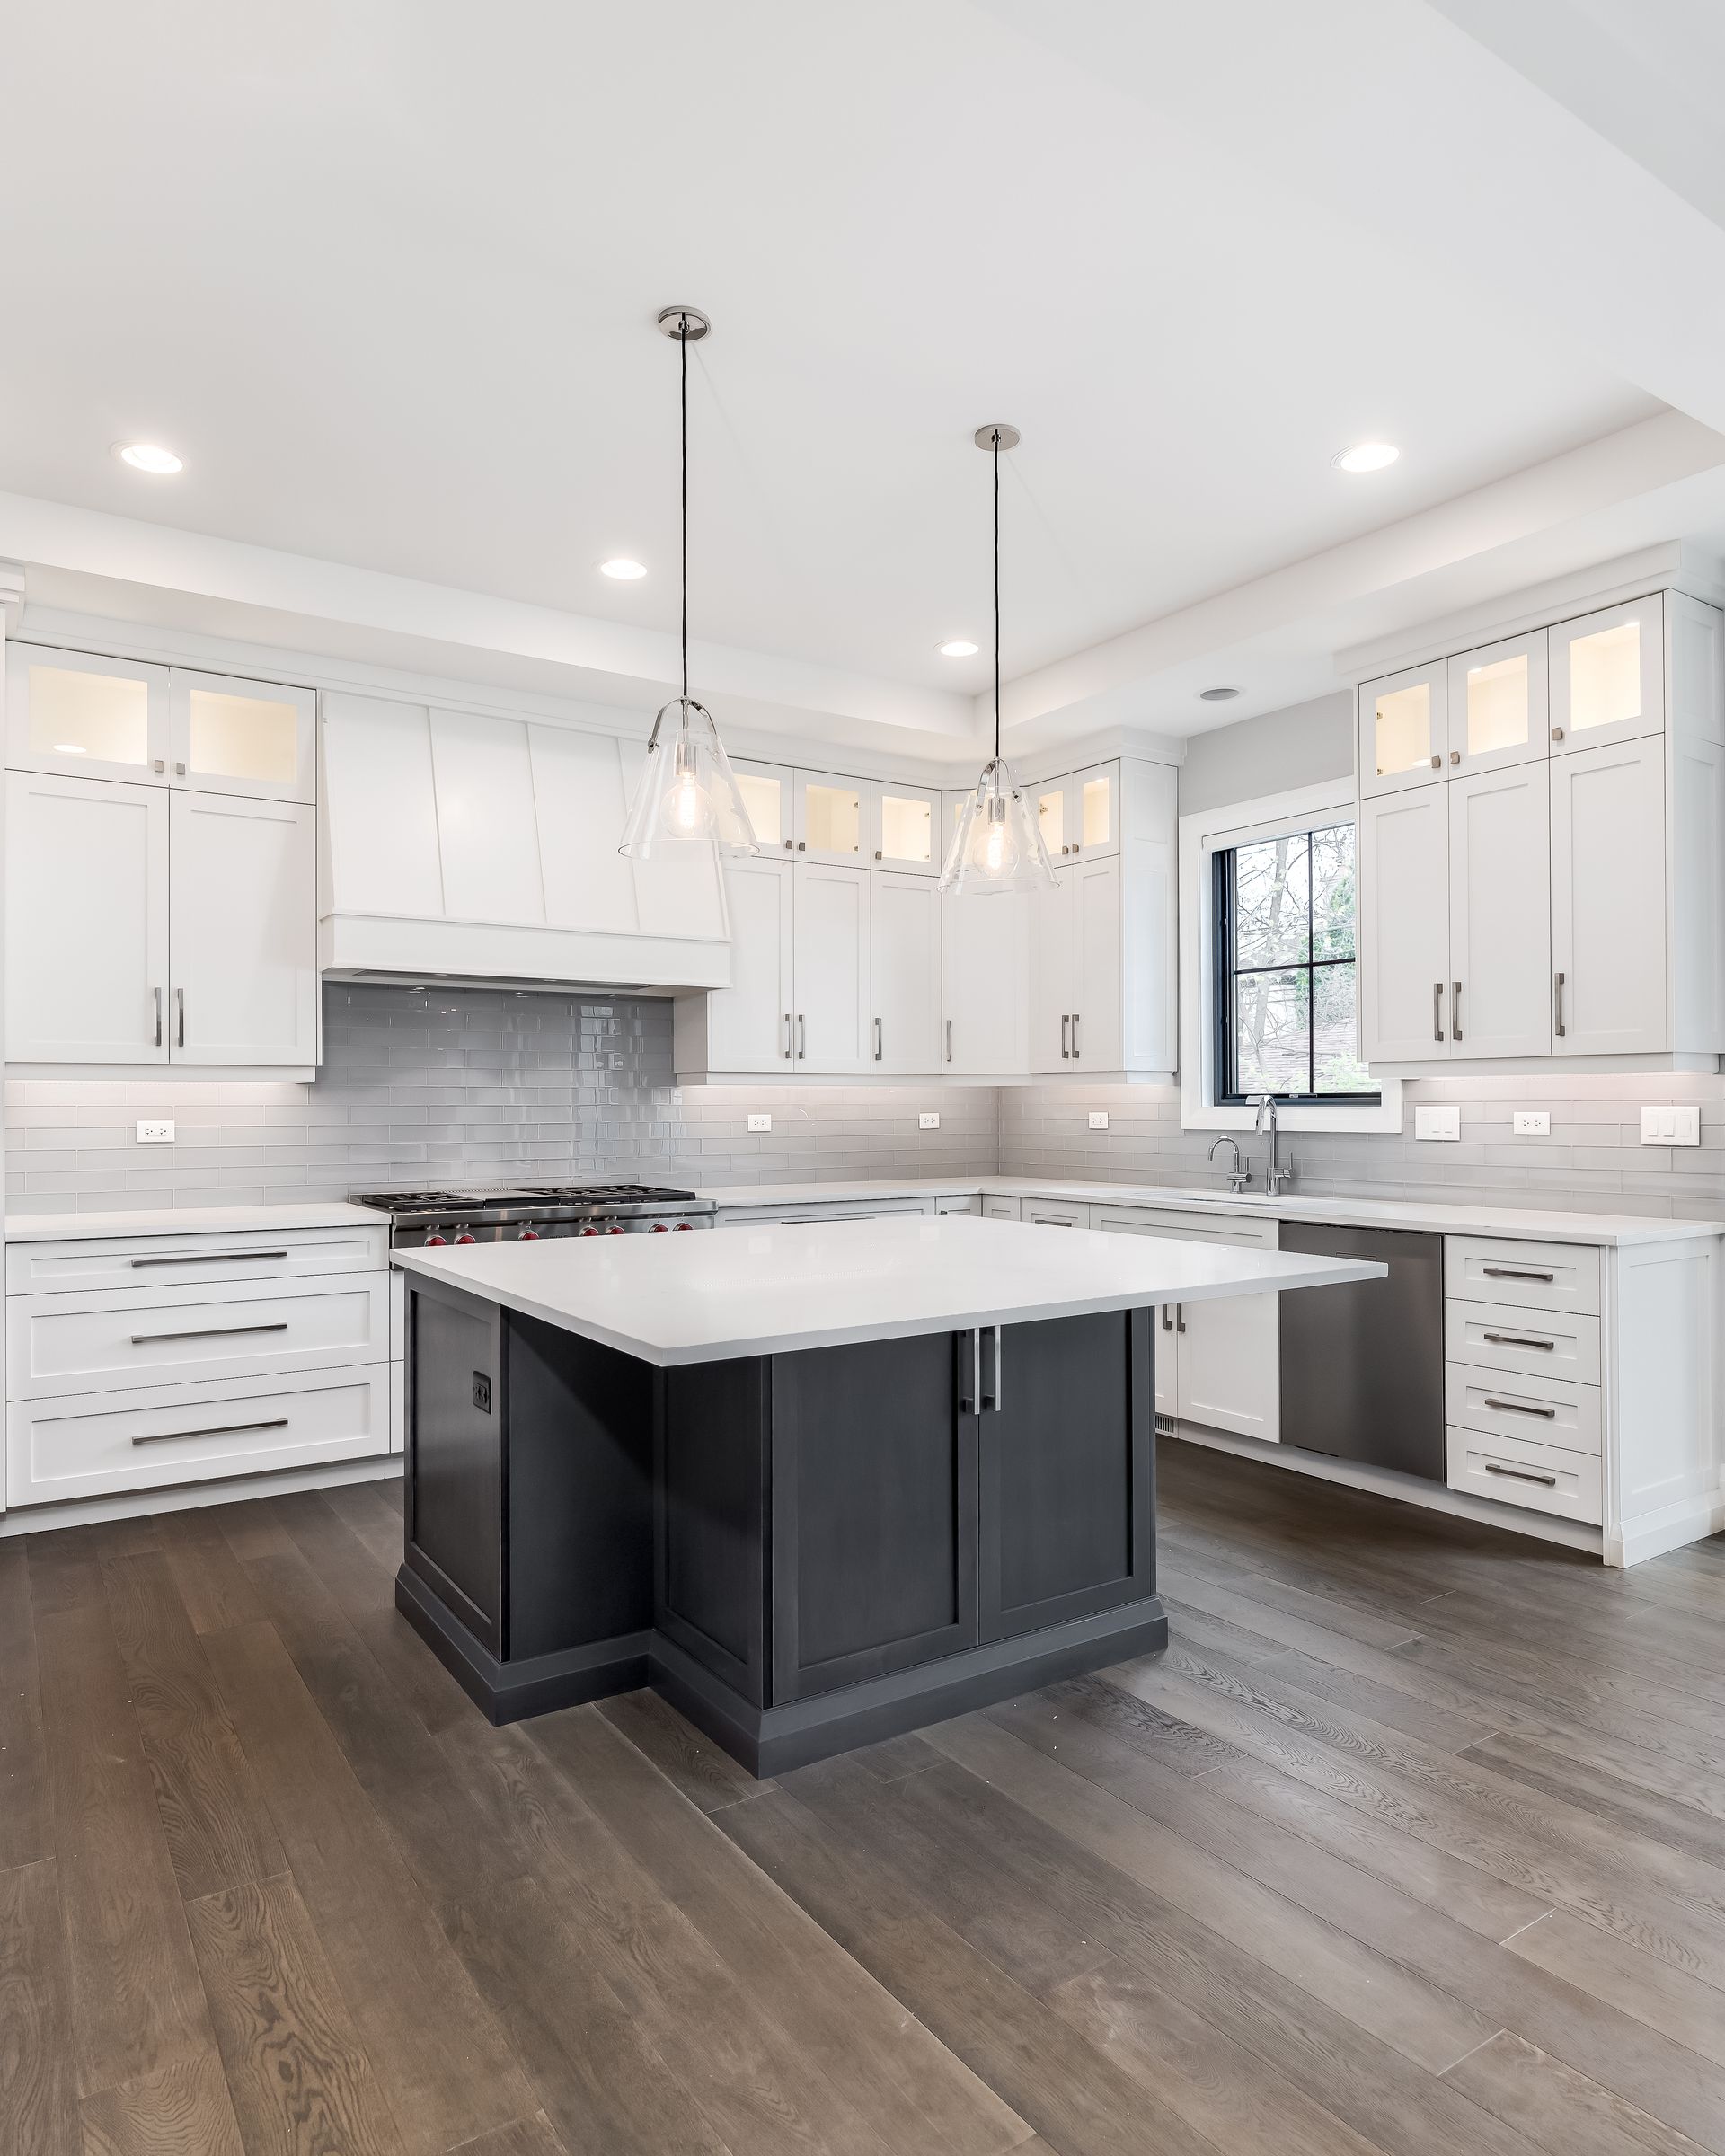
[1253,1094,1295,1196]
[1208,1135,1251,1195]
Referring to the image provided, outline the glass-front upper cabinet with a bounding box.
[1445,631,1548,777]
[1357,662,1450,798]
[792,768,870,864]
[4,645,170,784]
[870,781,940,875]
[171,669,315,802]
[730,758,792,853]
[1035,761,1119,859]
[1550,596,1665,755]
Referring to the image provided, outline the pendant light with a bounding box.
[619,307,759,860]
[940,423,1057,895]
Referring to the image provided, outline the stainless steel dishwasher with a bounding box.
[1277,1222,1446,1481]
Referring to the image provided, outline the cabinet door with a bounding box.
[1029,866,1073,1073]
[1448,763,1552,1058]
[1031,762,1119,862]
[978,1310,1154,1641]
[5,773,169,1062]
[430,709,547,925]
[1552,736,1668,1056]
[1358,785,1450,1061]
[1446,632,1548,777]
[5,645,171,785]
[529,726,639,932]
[1358,662,1448,798]
[706,856,793,1071]
[1069,855,1122,1068]
[792,769,869,866]
[169,793,317,1065]
[169,669,316,802]
[731,758,793,856]
[1551,596,1665,755]
[871,782,940,875]
[792,862,871,1072]
[1176,1282,1280,1442]
[942,886,1030,1074]
[870,873,941,1074]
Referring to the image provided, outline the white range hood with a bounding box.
[318,691,731,991]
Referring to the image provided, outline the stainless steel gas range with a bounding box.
[349,1183,717,1248]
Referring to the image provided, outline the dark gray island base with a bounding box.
[395,1271,1163,1774]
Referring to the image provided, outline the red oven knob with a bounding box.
[650,1222,669,1231]
[607,1224,627,1236]
[424,1232,448,1246]
[453,1229,477,1245]
[674,1221,694,1230]
[518,1228,541,1241]
[579,1226,601,1237]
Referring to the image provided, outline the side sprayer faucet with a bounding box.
[1208,1135,1251,1195]
[1254,1094,1296,1196]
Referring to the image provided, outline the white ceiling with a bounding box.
[2,1,1724,754]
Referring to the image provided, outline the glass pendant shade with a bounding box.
[619,696,761,859]
[940,756,1055,894]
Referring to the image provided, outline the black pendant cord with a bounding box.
[680,314,690,704]
[993,427,1002,760]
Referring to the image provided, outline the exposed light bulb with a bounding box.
[658,747,715,839]
[969,795,1022,882]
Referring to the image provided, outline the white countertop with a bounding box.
[4,1201,386,1242]
[696,1177,1725,1248]
[391,1211,1384,1367]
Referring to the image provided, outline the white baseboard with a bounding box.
[1607,1490,1725,1568]
[0,1452,402,1539]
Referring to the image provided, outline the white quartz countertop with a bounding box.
[695,1176,1724,1248]
[391,1211,1384,1367]
[4,1202,386,1242]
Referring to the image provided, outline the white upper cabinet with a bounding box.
[1029,866,1073,1073]
[5,645,170,785]
[1551,735,1668,1056]
[1358,661,1449,797]
[942,887,1030,1074]
[698,855,794,1073]
[169,669,315,801]
[792,862,871,1071]
[870,781,941,875]
[1550,596,1665,755]
[792,769,871,866]
[1358,784,1450,1062]
[731,759,793,855]
[1445,632,1548,777]
[870,874,942,1073]
[169,793,317,1065]
[1031,856,1124,1072]
[1447,763,1551,1058]
[6,773,170,1063]
[1034,761,1119,860]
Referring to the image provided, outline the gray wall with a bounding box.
[1178,690,1353,816]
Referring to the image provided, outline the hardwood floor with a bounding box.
[4,1442,1724,2154]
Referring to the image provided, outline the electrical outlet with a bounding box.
[136,1119,175,1144]
[1088,1111,1109,1131]
[1641,1105,1701,1145]
[1513,1110,1551,1135]
[747,1112,772,1134]
[1413,1105,1459,1142]
[918,1112,940,1130]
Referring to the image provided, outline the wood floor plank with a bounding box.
[320,1480,406,1573]
[152,1507,267,1637]
[597,1685,780,1813]
[1507,1909,1725,2071]
[186,1874,408,2156]
[1463,1729,1725,1868]
[0,1542,50,1871]
[101,1550,288,1902]
[1444,2030,1715,2156]
[0,1859,80,2156]
[444,2118,570,2156]
[76,2051,244,2156]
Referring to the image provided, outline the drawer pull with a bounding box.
[1482,1330,1555,1351]
[132,1417,290,1447]
[1482,1266,1555,1283]
[1482,1394,1557,1419]
[1483,1461,1560,1488]
[128,1321,290,1345]
[129,1250,290,1268]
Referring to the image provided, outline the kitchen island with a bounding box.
[392,1213,1383,1772]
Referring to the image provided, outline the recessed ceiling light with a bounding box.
[1199,685,1241,702]
[1331,441,1399,473]
[938,639,979,658]
[600,557,647,579]
[113,442,183,474]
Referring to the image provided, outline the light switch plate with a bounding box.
[1513,1110,1551,1135]
[1414,1105,1459,1142]
[747,1112,772,1134]
[1088,1111,1110,1130]
[918,1112,941,1130]
[136,1120,174,1144]
[1641,1105,1701,1145]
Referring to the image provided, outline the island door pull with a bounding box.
[981,1324,1003,1413]
[958,1328,981,1414]
[1175,1303,1187,1333]
[1162,1303,1173,1332]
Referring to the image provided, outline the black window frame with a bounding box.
[1212,823,1379,1109]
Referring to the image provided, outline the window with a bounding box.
[1213,821,1377,1105]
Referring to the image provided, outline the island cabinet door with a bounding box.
[768,1331,979,1703]
[978,1309,1154,1644]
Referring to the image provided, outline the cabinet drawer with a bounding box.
[1444,1237,1598,1316]
[1022,1200,1088,1229]
[7,1223,389,1295]
[1444,1299,1600,1385]
[1096,1206,1278,1250]
[982,1197,1022,1221]
[1446,1359,1601,1454]
[1446,1426,1602,1524]
[7,1273,388,1399]
[6,1367,390,1506]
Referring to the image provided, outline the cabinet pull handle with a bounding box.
[129,1321,290,1345]
[130,1251,289,1268]
[981,1323,1003,1413]
[133,1417,289,1448]
[1162,1304,1173,1332]
[1429,754,1441,769]
[1433,982,1444,1042]
[1072,1012,1081,1059]
[1175,1303,1186,1334]
[1061,1014,1070,1060]
[176,986,186,1047]
[873,1016,882,1063]
[1483,1461,1559,1487]
[1553,970,1565,1038]
[945,1018,952,1065]
[1482,1265,1555,1283]
[1482,1394,1557,1419]
[1452,981,1462,1043]
[154,986,163,1048]
[1482,1330,1554,1351]
[796,1014,806,1060]
[960,1327,981,1414]
[782,1012,792,1060]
